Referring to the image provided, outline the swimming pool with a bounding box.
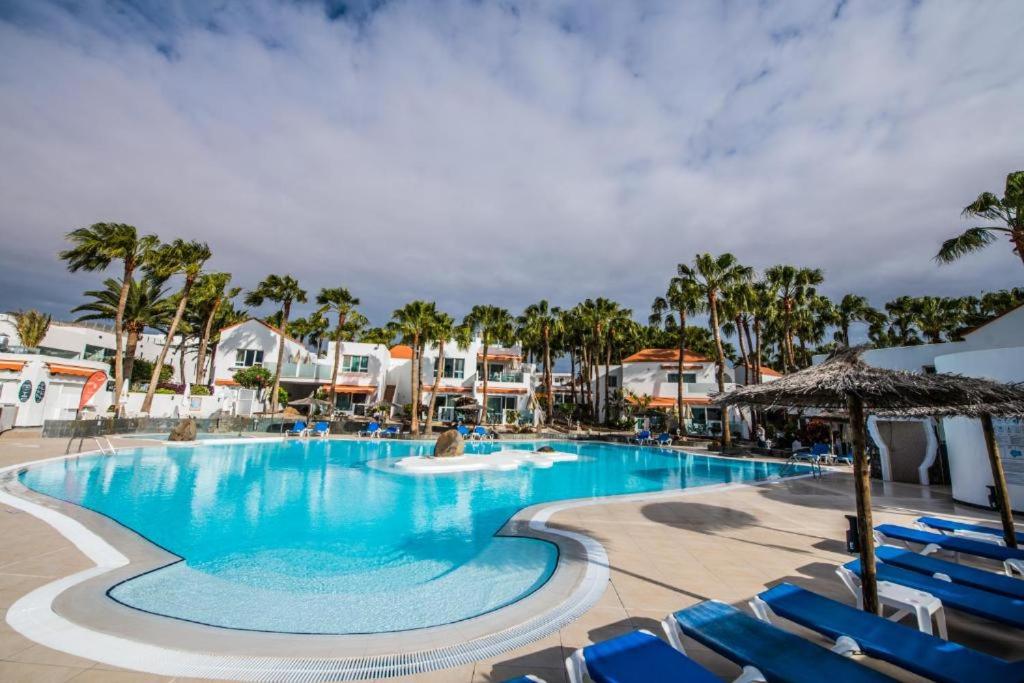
[19,439,801,634]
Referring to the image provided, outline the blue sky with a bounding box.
[0,0,1021,328]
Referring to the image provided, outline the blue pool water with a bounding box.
[20,439,802,633]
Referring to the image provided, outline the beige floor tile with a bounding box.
[0,660,86,683]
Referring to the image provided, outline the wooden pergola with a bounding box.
[714,346,1024,614]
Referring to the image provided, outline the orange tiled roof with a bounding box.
[758,366,782,377]
[389,344,414,360]
[623,349,709,364]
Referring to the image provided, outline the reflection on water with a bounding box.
[20,440,798,633]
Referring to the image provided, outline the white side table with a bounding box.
[877,580,948,638]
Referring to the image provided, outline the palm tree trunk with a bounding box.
[568,349,577,407]
[416,341,427,432]
[327,314,346,412]
[178,340,187,385]
[267,301,291,414]
[113,263,133,416]
[735,315,749,385]
[603,341,611,425]
[754,318,763,382]
[410,332,420,432]
[708,292,731,449]
[123,327,140,392]
[847,393,879,614]
[425,339,446,434]
[677,309,687,434]
[481,339,489,425]
[195,297,221,384]
[209,340,219,386]
[981,413,1018,548]
[543,326,553,425]
[142,280,193,414]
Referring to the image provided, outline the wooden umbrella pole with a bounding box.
[847,392,879,614]
[980,412,1018,549]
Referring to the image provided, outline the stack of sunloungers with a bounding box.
[503,515,1024,682]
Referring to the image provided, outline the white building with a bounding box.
[822,304,1024,511]
[0,352,112,427]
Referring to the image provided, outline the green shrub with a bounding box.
[131,359,172,386]
[154,388,176,395]
[190,385,211,396]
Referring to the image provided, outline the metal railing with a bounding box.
[3,346,81,359]
[485,372,524,383]
[261,361,335,381]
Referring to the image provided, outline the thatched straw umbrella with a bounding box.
[714,346,1024,614]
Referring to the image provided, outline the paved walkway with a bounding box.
[1,431,1020,682]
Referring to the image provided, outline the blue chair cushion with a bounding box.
[876,524,1024,562]
[582,630,718,683]
[877,545,1024,600]
[759,582,1021,683]
[672,600,896,682]
[845,559,1024,628]
[917,516,1024,545]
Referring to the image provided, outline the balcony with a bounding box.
[259,361,335,381]
[484,372,524,383]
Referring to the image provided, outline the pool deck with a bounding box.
[1,430,1021,682]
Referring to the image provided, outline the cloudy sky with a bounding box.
[0,0,1021,327]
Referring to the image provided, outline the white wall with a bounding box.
[0,353,111,426]
[935,346,1024,510]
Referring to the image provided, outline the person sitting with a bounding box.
[791,437,803,452]
[755,425,767,448]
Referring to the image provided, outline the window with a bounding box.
[607,375,618,388]
[341,355,369,373]
[486,395,518,412]
[234,349,264,367]
[667,372,698,384]
[83,344,114,362]
[434,358,465,379]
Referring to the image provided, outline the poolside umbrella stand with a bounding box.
[713,346,1024,615]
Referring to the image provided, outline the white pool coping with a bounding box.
[1,439,820,680]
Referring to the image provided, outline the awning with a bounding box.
[215,379,239,386]
[323,384,376,394]
[625,396,711,408]
[0,361,25,372]
[480,387,527,395]
[478,353,520,362]
[421,386,471,394]
[47,364,97,378]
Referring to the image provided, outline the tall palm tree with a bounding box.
[911,296,965,344]
[316,287,361,410]
[391,301,438,432]
[764,265,824,372]
[141,240,212,413]
[651,272,708,421]
[60,223,158,414]
[244,275,307,414]
[833,294,876,347]
[14,310,51,349]
[680,253,753,448]
[463,305,514,425]
[207,302,248,385]
[883,295,921,346]
[423,312,472,435]
[360,327,395,345]
[517,300,563,425]
[73,276,172,388]
[189,273,240,385]
[937,170,1023,267]
[601,302,633,424]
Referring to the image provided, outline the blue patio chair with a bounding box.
[876,545,1024,600]
[285,421,307,437]
[359,421,381,438]
[874,524,1024,575]
[655,432,673,446]
[750,582,1023,683]
[839,558,1024,630]
[565,630,719,683]
[311,421,330,438]
[381,425,400,438]
[662,599,896,682]
[456,424,470,437]
[916,515,1024,546]
[472,426,491,440]
[634,430,652,445]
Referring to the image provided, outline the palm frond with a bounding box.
[935,227,998,263]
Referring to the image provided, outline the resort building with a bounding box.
[817,303,1024,511]
[0,351,110,427]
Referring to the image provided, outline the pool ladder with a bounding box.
[93,436,115,454]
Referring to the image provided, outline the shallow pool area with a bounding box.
[19,439,803,634]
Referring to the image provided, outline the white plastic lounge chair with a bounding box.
[875,544,1024,600]
[565,629,720,683]
[750,582,1024,683]
[916,516,1024,546]
[875,524,1024,576]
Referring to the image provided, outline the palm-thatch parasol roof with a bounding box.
[713,345,1024,614]
[714,346,1024,417]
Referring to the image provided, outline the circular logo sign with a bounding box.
[18,380,32,402]
[34,381,46,403]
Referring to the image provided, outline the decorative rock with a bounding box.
[168,418,197,442]
[535,445,556,453]
[433,429,465,458]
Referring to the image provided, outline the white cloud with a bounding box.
[0,0,1021,324]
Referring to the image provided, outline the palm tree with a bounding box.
[518,300,563,425]
[602,303,633,424]
[360,327,395,345]
[911,296,965,344]
[316,287,361,411]
[60,223,158,415]
[883,296,921,346]
[391,301,438,432]
[73,276,172,387]
[207,302,248,385]
[14,310,51,349]
[463,305,514,425]
[937,170,1023,267]
[141,240,212,413]
[765,265,824,372]
[190,273,240,385]
[680,253,753,448]
[423,313,472,435]
[833,294,876,347]
[244,275,307,414]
